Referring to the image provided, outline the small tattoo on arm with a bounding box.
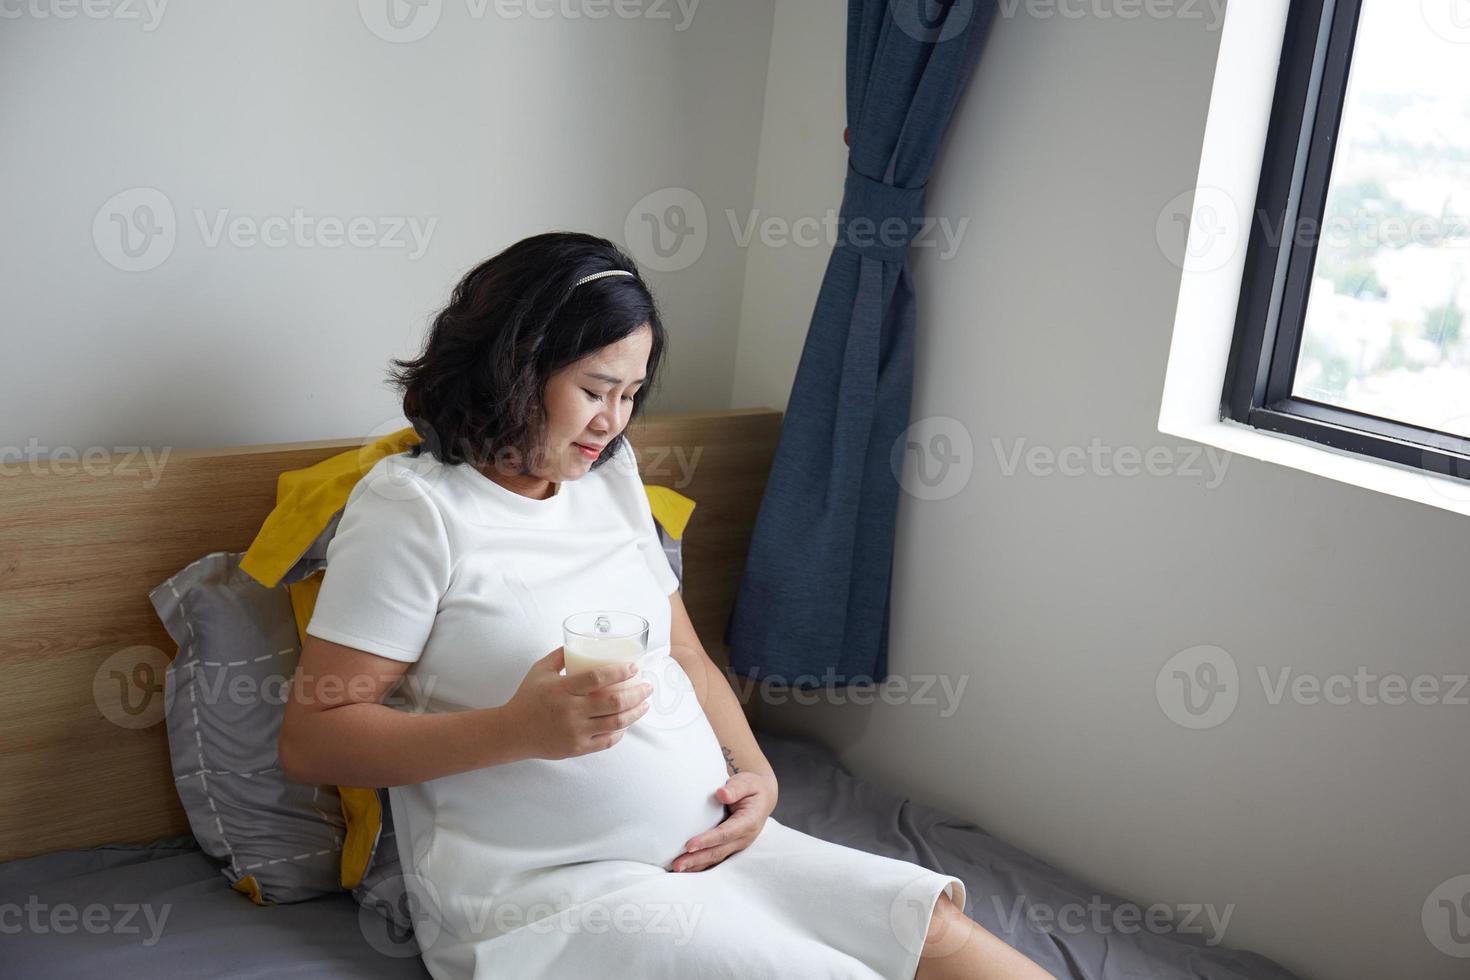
[721,745,740,776]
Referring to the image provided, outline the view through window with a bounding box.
[1293,1,1470,438]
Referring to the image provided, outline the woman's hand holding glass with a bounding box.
[503,646,654,760]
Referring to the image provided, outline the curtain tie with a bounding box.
[835,161,928,264]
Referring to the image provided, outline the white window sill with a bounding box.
[1160,414,1470,517]
[1157,0,1470,519]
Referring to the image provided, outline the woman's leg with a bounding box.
[913,891,1056,980]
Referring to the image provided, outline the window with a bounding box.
[1224,0,1470,480]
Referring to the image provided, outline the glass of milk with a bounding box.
[562,611,649,683]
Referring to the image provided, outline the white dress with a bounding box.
[305,441,966,979]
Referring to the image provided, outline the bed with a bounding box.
[0,408,1299,979]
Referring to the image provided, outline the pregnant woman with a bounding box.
[279,232,1051,980]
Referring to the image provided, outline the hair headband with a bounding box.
[574,269,636,287]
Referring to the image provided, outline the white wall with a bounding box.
[729,0,847,413]
[733,3,1470,980]
[0,0,774,453]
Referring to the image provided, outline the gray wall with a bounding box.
[1,0,775,451]
[733,3,1469,979]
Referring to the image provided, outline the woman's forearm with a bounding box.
[281,702,529,788]
[681,648,778,792]
[667,592,778,793]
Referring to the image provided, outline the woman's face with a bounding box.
[536,323,653,483]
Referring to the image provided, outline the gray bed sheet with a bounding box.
[756,733,1299,980]
[0,835,429,979]
[0,731,1298,979]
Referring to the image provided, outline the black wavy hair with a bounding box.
[387,232,666,474]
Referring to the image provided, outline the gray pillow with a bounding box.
[655,520,685,585]
[148,551,346,905]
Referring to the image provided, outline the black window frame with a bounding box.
[1222,0,1470,482]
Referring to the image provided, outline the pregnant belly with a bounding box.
[554,718,732,865]
[415,718,729,945]
[428,697,731,877]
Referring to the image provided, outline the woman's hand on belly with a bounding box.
[666,769,778,873]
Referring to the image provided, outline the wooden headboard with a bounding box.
[0,407,782,863]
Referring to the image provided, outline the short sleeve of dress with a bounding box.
[304,459,452,663]
[616,440,681,597]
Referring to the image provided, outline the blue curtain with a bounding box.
[726,0,997,688]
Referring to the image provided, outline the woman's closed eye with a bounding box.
[582,388,636,403]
